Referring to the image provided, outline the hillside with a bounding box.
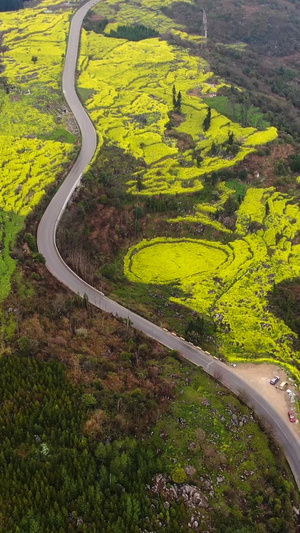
[0,0,299,531]
[58,0,300,377]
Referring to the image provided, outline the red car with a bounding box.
[288,411,296,423]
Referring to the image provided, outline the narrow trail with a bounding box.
[37,0,300,489]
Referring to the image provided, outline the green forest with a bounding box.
[1,355,298,532]
[0,0,25,12]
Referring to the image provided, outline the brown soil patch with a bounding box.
[239,143,295,183]
[187,88,215,100]
[167,111,186,127]
[279,52,300,66]
[234,363,300,436]
[187,88,202,98]
[165,129,195,151]
[89,13,106,22]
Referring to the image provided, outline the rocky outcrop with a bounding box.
[151,474,209,509]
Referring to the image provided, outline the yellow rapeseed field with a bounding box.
[124,190,300,378]
[0,0,75,299]
[79,32,277,195]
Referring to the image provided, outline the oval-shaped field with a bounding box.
[126,239,228,283]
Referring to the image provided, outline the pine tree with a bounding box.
[203,106,211,131]
[228,130,234,145]
[210,140,217,156]
[172,85,177,109]
[176,90,182,112]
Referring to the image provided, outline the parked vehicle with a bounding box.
[279,381,288,390]
[288,411,296,423]
[270,376,280,385]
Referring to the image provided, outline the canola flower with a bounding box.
[124,190,300,378]
[95,0,185,33]
[78,0,300,373]
[78,31,277,196]
[0,0,75,300]
[1,9,70,88]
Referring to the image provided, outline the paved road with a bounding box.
[37,0,300,489]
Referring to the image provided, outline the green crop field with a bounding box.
[0,0,76,300]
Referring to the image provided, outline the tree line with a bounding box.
[0,0,25,12]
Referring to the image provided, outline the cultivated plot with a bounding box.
[0,0,75,299]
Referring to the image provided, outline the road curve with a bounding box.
[37,0,300,489]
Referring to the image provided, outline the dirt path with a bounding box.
[233,363,300,436]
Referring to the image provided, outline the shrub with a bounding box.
[82,393,97,407]
[24,233,37,252]
[172,466,188,484]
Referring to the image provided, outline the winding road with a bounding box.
[37,0,300,489]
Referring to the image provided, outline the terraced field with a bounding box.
[125,190,300,377]
[0,0,76,299]
[1,0,297,376]
[74,0,300,374]
[75,0,300,369]
[79,30,276,195]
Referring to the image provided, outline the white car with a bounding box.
[270,376,280,385]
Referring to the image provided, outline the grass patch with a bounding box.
[42,128,76,144]
[77,86,96,103]
[152,356,299,531]
[226,178,247,199]
[107,23,159,41]
[203,94,270,130]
